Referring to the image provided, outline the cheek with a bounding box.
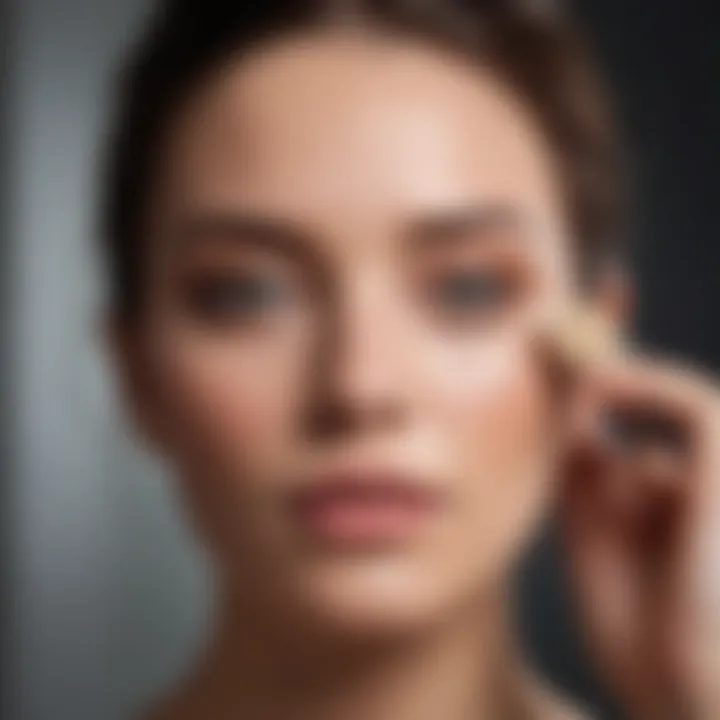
[429,332,557,543]
[149,329,306,476]
[434,334,549,447]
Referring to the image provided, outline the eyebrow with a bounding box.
[407,203,530,250]
[175,212,318,264]
[174,202,531,261]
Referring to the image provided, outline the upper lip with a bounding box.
[288,467,445,509]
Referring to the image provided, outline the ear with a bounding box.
[103,315,169,451]
[590,260,633,336]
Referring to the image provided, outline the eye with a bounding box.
[430,269,513,317]
[185,272,290,324]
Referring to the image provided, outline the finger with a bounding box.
[588,357,720,554]
[586,355,716,436]
[592,360,720,702]
[669,409,720,696]
[558,448,651,687]
[559,441,685,704]
[532,301,713,446]
[550,338,720,706]
[570,358,719,518]
[622,445,688,493]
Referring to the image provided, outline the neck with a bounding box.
[154,579,543,720]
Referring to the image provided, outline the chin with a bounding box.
[280,554,474,639]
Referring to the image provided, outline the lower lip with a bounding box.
[291,492,438,545]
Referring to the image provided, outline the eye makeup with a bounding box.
[182,269,293,325]
[413,245,538,331]
[176,245,309,332]
[170,209,543,338]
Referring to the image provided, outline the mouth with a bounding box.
[287,470,445,548]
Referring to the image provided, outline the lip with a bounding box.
[288,469,444,547]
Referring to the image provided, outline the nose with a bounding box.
[305,271,409,439]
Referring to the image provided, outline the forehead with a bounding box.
[157,30,563,234]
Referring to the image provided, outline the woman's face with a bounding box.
[128,31,578,634]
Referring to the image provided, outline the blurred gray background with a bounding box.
[2,0,718,718]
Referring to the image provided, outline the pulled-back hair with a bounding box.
[103,0,624,318]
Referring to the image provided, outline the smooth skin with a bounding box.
[112,29,720,720]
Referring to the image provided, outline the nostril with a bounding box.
[304,401,356,440]
[302,393,405,441]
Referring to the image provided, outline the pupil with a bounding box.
[442,274,500,306]
[226,278,277,309]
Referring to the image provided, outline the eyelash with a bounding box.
[181,264,518,329]
[184,272,291,324]
[425,267,516,322]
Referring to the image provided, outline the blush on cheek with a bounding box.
[446,336,557,569]
[432,332,553,488]
[152,335,303,467]
[415,333,556,595]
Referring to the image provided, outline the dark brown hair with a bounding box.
[103,0,624,318]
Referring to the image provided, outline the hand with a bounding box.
[558,353,720,719]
